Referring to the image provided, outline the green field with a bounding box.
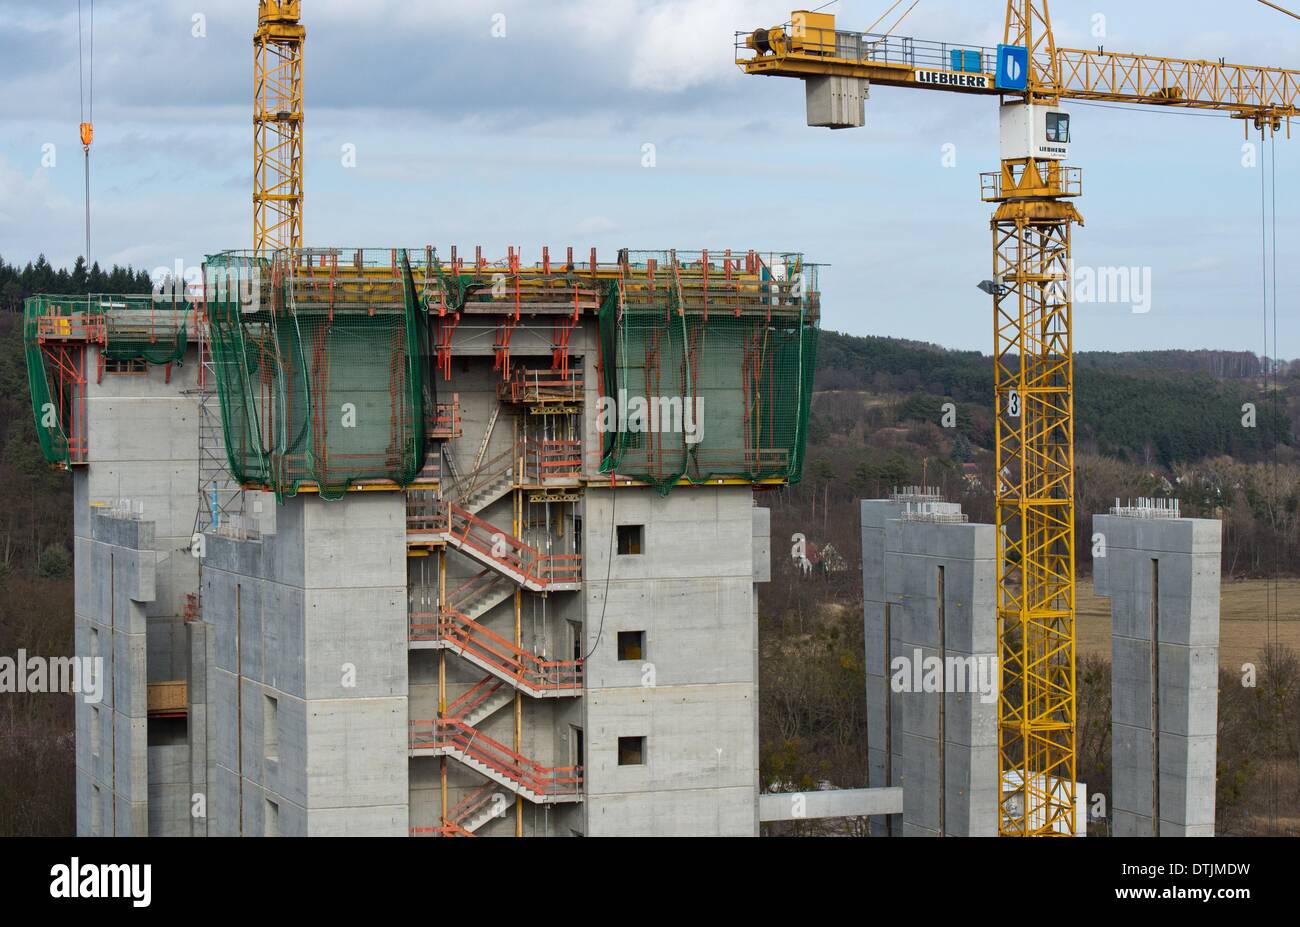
[1078,577,1300,669]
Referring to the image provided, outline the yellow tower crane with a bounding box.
[738,1,1300,836]
[254,0,306,253]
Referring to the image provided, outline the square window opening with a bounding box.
[618,735,645,766]
[616,525,643,556]
[617,630,644,661]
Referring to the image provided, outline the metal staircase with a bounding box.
[192,315,243,535]
[447,569,515,621]
[409,607,582,698]
[449,676,515,727]
[439,502,582,592]
[411,393,586,835]
[411,782,510,837]
[409,718,582,804]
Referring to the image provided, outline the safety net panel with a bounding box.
[204,249,429,501]
[598,252,819,493]
[98,295,189,364]
[23,296,93,466]
[23,294,190,466]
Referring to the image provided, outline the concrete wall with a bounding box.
[75,511,157,836]
[580,486,760,836]
[862,501,998,837]
[202,493,409,836]
[861,500,905,836]
[74,352,202,836]
[1094,514,1222,837]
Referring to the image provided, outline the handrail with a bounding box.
[444,568,505,614]
[442,502,581,588]
[451,444,515,505]
[444,781,501,828]
[445,674,508,719]
[410,718,582,799]
[499,366,584,404]
[523,439,583,482]
[411,605,582,692]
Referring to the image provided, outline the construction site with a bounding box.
[13,1,1298,840]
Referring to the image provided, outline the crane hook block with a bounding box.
[79,122,94,147]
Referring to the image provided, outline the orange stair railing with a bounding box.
[408,608,582,693]
[410,718,582,801]
[442,501,581,589]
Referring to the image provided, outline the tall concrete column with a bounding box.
[1094,507,1222,837]
[862,496,997,837]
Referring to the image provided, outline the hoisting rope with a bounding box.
[78,0,95,264]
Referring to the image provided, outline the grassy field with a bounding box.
[1078,577,1300,669]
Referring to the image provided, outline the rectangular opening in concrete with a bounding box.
[90,705,100,759]
[266,798,279,837]
[568,621,583,662]
[91,785,101,835]
[148,716,187,746]
[571,725,584,769]
[616,525,644,556]
[617,630,645,661]
[618,736,645,766]
[264,694,279,762]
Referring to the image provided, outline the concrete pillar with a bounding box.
[580,486,759,836]
[187,619,208,837]
[862,499,997,836]
[1093,512,1222,837]
[860,500,904,836]
[202,493,410,836]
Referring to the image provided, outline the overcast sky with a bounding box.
[0,0,1296,356]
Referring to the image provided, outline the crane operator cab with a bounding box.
[1001,101,1071,161]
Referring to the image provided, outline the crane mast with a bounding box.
[254,0,305,253]
[737,1,1299,835]
[989,0,1080,839]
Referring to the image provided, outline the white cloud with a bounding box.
[560,0,785,93]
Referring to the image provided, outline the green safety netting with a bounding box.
[204,250,429,501]
[23,296,79,466]
[23,294,190,466]
[597,266,819,494]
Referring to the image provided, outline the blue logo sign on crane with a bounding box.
[996,44,1030,91]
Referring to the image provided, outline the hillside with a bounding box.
[814,330,1296,468]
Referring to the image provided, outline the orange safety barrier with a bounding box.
[410,718,582,800]
[446,675,509,720]
[523,439,583,483]
[408,607,582,693]
[442,501,581,589]
[498,366,583,405]
[428,394,462,439]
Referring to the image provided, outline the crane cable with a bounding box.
[1259,0,1300,21]
[881,0,922,37]
[866,0,905,33]
[1260,129,1281,834]
[78,0,95,265]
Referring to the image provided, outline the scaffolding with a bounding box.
[597,251,820,493]
[24,294,192,467]
[203,249,431,500]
